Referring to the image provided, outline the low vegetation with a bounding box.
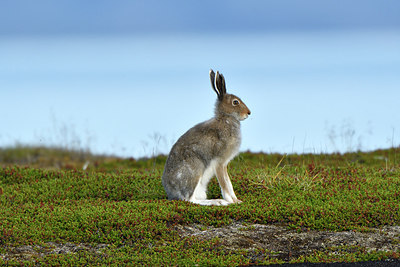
[0,146,399,265]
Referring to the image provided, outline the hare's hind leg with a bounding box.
[189,173,212,204]
[191,198,231,206]
[189,160,231,206]
[189,161,235,206]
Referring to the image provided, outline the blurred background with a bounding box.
[1,0,399,158]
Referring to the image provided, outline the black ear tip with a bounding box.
[215,71,224,81]
[209,69,216,80]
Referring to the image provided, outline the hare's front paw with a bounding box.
[233,199,243,204]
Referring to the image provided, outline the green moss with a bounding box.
[1,147,400,265]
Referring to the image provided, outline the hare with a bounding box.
[162,69,251,206]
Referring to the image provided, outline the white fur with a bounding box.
[191,199,231,206]
[220,174,237,203]
[189,159,239,206]
[190,160,218,202]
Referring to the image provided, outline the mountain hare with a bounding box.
[162,69,251,206]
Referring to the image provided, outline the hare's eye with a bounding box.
[232,99,240,106]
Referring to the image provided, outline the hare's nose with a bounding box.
[248,110,251,116]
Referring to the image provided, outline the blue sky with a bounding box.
[1,0,400,35]
[1,1,400,157]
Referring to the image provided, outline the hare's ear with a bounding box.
[209,69,222,100]
[210,69,225,101]
[215,71,226,100]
